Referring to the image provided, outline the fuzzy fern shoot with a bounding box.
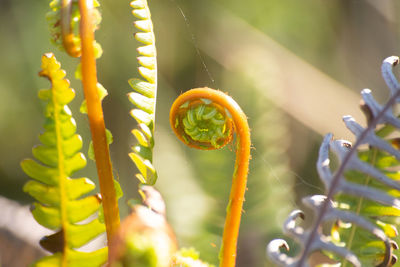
[170,88,251,267]
[21,53,107,266]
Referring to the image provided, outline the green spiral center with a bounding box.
[180,103,231,149]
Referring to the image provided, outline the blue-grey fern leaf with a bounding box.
[268,56,400,267]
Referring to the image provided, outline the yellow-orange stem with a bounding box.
[170,88,251,267]
[61,0,81,57]
[79,0,120,244]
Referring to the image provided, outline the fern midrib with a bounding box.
[129,0,159,184]
[342,148,378,267]
[148,9,157,134]
[52,84,69,267]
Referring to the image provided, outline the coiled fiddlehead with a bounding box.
[128,0,158,185]
[267,57,400,267]
[21,53,107,266]
[46,0,102,58]
[170,87,251,267]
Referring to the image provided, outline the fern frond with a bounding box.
[128,0,158,185]
[22,53,107,266]
[267,56,400,267]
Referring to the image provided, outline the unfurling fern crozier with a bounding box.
[170,88,251,267]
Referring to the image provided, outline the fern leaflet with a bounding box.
[128,0,158,185]
[21,53,107,267]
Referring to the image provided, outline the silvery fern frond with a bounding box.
[268,56,400,267]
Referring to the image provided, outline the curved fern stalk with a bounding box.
[21,53,107,266]
[170,87,251,267]
[78,0,120,243]
[267,56,400,267]
[128,0,158,185]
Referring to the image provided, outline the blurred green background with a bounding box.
[0,0,400,266]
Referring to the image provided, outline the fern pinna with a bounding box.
[128,0,158,185]
[268,56,400,267]
[21,53,107,266]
